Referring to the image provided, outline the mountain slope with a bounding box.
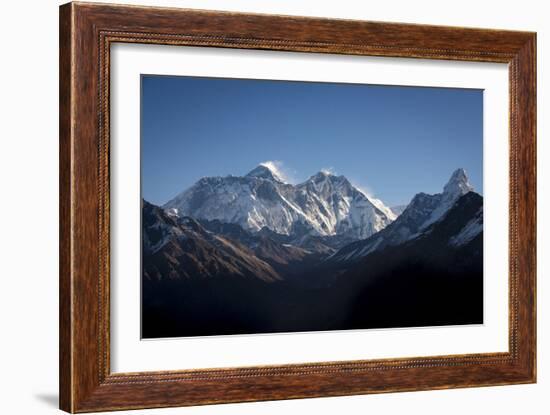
[143,192,484,337]
[302,191,484,328]
[163,164,395,241]
[390,204,408,217]
[197,218,317,274]
[330,168,477,262]
[142,200,281,282]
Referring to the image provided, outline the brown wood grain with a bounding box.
[59,2,537,412]
[59,3,73,412]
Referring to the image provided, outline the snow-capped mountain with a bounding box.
[163,164,395,241]
[419,168,474,230]
[329,168,479,262]
[245,164,286,182]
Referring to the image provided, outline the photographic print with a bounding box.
[141,75,483,339]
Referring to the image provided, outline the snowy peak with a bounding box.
[420,168,475,230]
[246,163,285,183]
[443,168,474,199]
[301,171,351,194]
[309,170,337,182]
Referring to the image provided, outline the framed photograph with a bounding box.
[59,2,536,412]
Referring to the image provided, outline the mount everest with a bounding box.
[163,163,396,242]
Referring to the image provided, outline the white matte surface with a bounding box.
[110,43,509,373]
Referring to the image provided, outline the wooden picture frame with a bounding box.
[59,2,536,412]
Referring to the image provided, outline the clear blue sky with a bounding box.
[141,75,482,207]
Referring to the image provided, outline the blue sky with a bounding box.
[141,75,482,207]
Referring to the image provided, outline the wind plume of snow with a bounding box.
[320,167,337,175]
[352,181,377,201]
[259,160,294,184]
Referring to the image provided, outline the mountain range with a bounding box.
[164,163,396,242]
[329,168,476,261]
[142,165,483,338]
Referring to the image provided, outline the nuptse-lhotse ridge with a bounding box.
[142,164,483,337]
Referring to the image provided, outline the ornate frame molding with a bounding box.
[60,2,536,412]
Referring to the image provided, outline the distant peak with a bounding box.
[246,162,285,183]
[313,170,331,178]
[309,170,341,182]
[448,168,468,182]
[443,168,474,197]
